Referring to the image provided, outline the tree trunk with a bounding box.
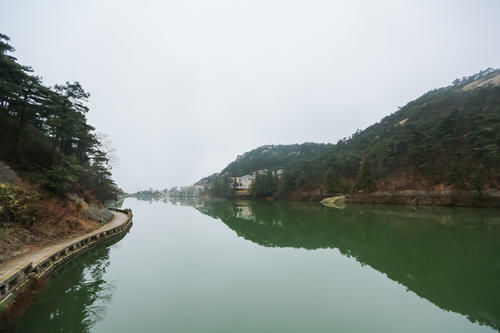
[15,94,28,160]
[15,112,26,159]
[51,132,60,167]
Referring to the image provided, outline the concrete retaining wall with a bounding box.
[0,208,133,305]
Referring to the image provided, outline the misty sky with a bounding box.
[1,0,500,192]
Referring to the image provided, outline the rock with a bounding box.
[67,193,89,210]
[0,161,21,185]
[320,196,346,209]
[83,206,113,223]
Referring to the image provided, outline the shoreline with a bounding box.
[0,208,133,314]
[144,189,500,208]
[347,189,500,208]
[284,189,500,208]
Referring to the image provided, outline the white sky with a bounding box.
[1,0,499,192]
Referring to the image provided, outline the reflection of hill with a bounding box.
[196,200,500,332]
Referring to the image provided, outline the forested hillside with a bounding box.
[0,33,118,200]
[204,68,500,204]
[0,33,120,262]
[221,143,332,177]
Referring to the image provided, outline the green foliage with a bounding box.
[325,167,337,192]
[251,170,278,198]
[41,156,81,194]
[131,188,162,197]
[277,170,295,198]
[355,158,375,192]
[0,33,119,201]
[222,143,332,177]
[471,166,486,197]
[210,176,235,198]
[205,68,500,195]
[0,183,39,226]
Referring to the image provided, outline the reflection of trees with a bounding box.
[127,195,166,204]
[197,200,500,332]
[8,238,121,333]
[168,197,203,208]
[130,195,206,207]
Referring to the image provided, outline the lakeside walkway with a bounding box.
[0,211,129,291]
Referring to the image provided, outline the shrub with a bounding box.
[0,184,39,226]
[41,156,81,194]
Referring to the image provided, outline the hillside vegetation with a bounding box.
[204,68,500,205]
[0,33,118,200]
[0,33,120,262]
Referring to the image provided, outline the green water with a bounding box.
[6,198,500,332]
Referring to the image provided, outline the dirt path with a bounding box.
[0,211,128,282]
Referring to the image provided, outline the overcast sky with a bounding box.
[1,0,499,192]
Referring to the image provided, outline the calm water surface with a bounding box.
[7,198,500,332]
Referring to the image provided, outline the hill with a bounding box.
[0,33,121,262]
[201,68,500,206]
[221,143,332,177]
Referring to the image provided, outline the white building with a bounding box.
[233,174,256,190]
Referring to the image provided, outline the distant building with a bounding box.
[168,186,180,196]
[233,174,255,190]
[232,169,285,191]
[252,169,268,176]
[194,185,205,195]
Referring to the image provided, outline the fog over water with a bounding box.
[1,0,499,192]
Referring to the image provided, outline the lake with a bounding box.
[6,198,500,332]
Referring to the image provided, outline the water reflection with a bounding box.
[7,199,500,332]
[193,199,500,332]
[7,240,119,333]
[122,195,205,208]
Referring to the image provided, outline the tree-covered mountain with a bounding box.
[0,33,121,262]
[0,33,118,200]
[202,68,500,205]
[221,143,333,177]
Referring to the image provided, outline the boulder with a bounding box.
[67,193,89,211]
[0,161,21,185]
[83,206,114,224]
